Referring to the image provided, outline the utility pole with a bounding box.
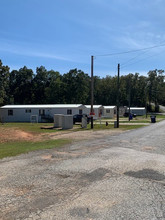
[145,87,148,118]
[117,63,120,128]
[91,55,94,129]
[128,76,131,121]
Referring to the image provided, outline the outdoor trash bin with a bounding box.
[150,115,156,123]
[114,121,117,128]
[129,114,133,120]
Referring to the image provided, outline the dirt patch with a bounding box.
[0,127,123,144]
[0,128,42,143]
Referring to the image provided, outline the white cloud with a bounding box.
[0,39,74,62]
[114,30,165,52]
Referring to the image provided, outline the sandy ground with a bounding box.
[0,127,36,143]
[0,126,124,143]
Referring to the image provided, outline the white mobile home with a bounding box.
[127,107,146,116]
[0,104,86,123]
[119,106,127,116]
[103,106,116,118]
[84,105,103,119]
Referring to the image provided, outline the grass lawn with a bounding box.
[0,139,71,159]
[97,114,165,124]
[118,124,146,130]
[91,124,145,130]
[0,123,72,159]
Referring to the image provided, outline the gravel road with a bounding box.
[0,121,165,220]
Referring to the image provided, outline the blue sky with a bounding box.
[1,0,165,77]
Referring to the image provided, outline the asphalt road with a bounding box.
[0,120,165,220]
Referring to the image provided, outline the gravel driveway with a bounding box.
[0,121,165,220]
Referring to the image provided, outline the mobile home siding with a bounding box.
[84,105,103,119]
[0,104,86,123]
[127,107,146,116]
[103,106,116,118]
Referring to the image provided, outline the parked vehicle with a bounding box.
[73,114,91,124]
[123,112,136,118]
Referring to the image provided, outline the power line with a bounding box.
[120,50,149,68]
[121,49,165,70]
[95,42,165,57]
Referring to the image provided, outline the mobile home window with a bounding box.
[39,109,45,116]
[8,110,13,116]
[67,109,72,115]
[25,109,31,113]
[106,109,110,113]
[79,109,82,114]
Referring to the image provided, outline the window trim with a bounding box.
[79,109,83,114]
[25,109,31,113]
[67,109,72,115]
[8,109,13,116]
[39,109,45,116]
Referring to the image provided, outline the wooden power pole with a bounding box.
[117,63,120,128]
[91,55,94,129]
[128,76,131,121]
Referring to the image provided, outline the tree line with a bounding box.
[0,59,165,111]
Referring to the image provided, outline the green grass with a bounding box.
[119,124,146,130]
[121,120,150,123]
[152,114,165,119]
[95,114,165,124]
[0,139,71,159]
[136,114,165,119]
